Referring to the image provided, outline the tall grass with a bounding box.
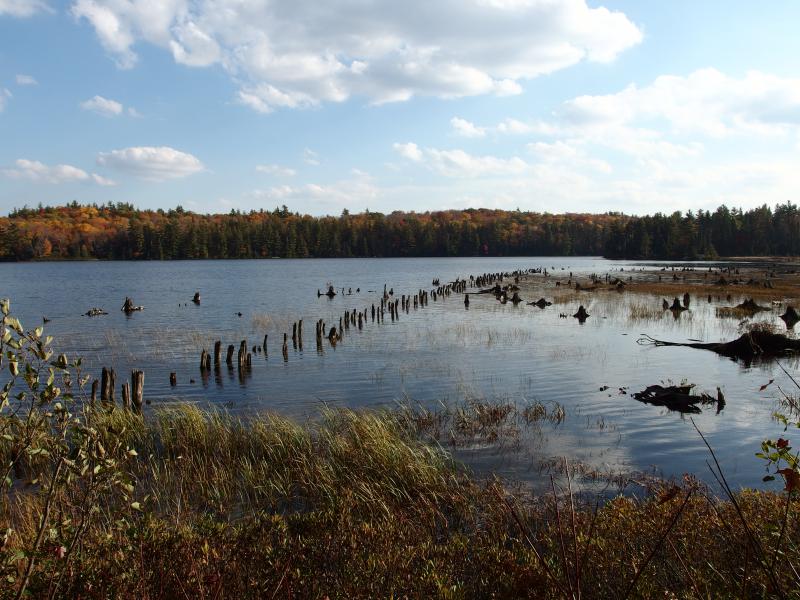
[3,404,799,598]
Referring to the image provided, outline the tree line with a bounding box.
[0,201,797,261]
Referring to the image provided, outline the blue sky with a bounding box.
[1,0,799,216]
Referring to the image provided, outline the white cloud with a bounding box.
[80,94,123,116]
[393,142,423,162]
[250,171,379,213]
[0,88,10,112]
[1,158,112,185]
[96,146,204,181]
[528,140,612,173]
[303,148,320,166]
[15,74,37,85]
[91,173,117,186]
[560,69,800,137]
[0,0,50,17]
[127,106,142,117]
[71,0,641,110]
[395,143,527,177]
[256,164,296,177]
[451,117,486,138]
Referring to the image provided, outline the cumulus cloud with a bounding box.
[1,158,114,185]
[393,142,423,162]
[0,0,50,17]
[256,164,296,177]
[454,69,800,165]
[80,94,123,116]
[560,69,800,137]
[250,171,379,213]
[394,143,527,177]
[91,173,117,186]
[450,117,486,138]
[71,0,641,110]
[15,74,37,85]
[96,146,204,181]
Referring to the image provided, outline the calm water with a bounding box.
[1,257,797,492]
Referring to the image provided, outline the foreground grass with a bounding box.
[2,404,798,599]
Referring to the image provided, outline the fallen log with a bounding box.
[637,331,800,362]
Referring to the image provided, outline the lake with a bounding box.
[1,257,795,493]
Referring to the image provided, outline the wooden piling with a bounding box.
[121,382,130,410]
[213,340,221,366]
[131,370,144,413]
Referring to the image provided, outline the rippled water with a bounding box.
[1,257,797,492]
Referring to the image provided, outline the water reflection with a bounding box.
[0,257,797,491]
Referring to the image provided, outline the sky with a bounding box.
[1,1,800,217]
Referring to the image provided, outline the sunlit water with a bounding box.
[1,257,797,493]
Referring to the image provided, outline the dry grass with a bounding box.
[2,404,799,598]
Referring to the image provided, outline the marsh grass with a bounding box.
[2,403,800,598]
[628,302,666,322]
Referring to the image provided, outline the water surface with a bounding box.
[1,257,796,493]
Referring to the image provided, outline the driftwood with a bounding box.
[528,298,552,309]
[85,308,108,317]
[638,331,800,362]
[477,284,502,295]
[633,384,716,414]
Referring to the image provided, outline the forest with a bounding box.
[0,201,798,261]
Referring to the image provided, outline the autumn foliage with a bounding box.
[1,201,798,260]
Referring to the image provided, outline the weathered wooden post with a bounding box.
[90,379,98,406]
[121,382,131,410]
[170,372,177,386]
[226,344,235,367]
[214,340,221,367]
[101,367,116,404]
[100,367,109,403]
[238,340,247,369]
[282,333,288,361]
